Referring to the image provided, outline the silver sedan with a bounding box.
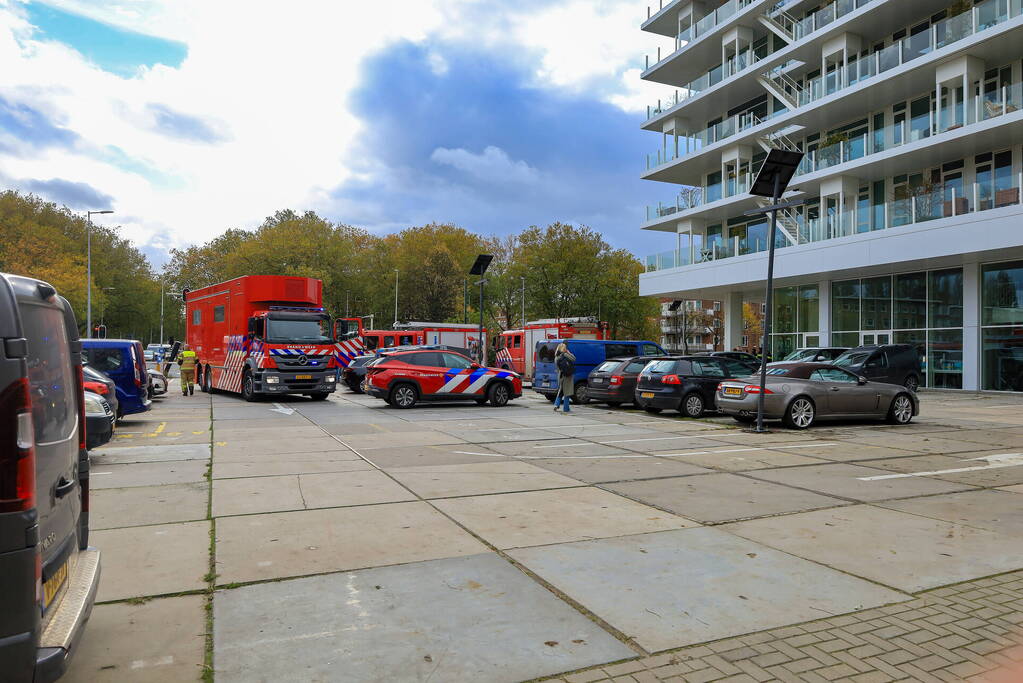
[716,362,918,429]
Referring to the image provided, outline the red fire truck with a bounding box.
[496,317,607,378]
[362,322,487,357]
[185,275,363,401]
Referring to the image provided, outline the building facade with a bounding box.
[639,0,1023,391]
[659,299,724,352]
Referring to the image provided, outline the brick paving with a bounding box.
[546,571,1023,683]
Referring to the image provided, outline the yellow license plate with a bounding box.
[724,387,742,395]
[295,374,312,380]
[641,392,654,399]
[43,561,68,609]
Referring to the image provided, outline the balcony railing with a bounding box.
[645,0,757,72]
[647,111,764,170]
[644,173,1023,272]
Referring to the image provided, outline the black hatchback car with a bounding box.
[587,355,673,407]
[833,344,922,391]
[635,355,756,417]
[0,273,101,682]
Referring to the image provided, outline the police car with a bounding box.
[364,348,521,408]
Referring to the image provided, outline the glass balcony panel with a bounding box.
[877,42,901,73]
[816,3,836,28]
[902,30,932,62]
[935,11,973,47]
[694,11,716,36]
[976,0,1009,30]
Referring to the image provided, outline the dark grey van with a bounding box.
[0,273,101,682]
[833,344,922,391]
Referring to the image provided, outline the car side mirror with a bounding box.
[857,376,868,385]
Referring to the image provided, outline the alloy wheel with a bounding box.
[684,394,704,417]
[394,385,416,408]
[790,398,814,428]
[893,395,913,423]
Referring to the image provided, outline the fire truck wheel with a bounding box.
[308,392,329,401]
[241,372,258,402]
[389,383,418,409]
[200,367,211,393]
[488,382,511,407]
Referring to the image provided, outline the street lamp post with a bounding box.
[746,149,805,433]
[520,276,525,328]
[393,269,399,326]
[469,255,494,365]
[85,209,113,337]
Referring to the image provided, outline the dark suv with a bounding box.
[833,344,922,391]
[635,355,756,417]
[0,273,101,682]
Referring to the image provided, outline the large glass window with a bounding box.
[23,304,76,443]
[798,285,819,333]
[982,260,1023,325]
[928,330,963,389]
[774,287,796,334]
[929,269,963,328]
[894,272,927,329]
[832,280,860,331]
[861,276,892,330]
[982,260,1023,391]
[771,334,798,360]
[982,327,1023,391]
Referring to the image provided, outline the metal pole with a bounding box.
[345,291,349,318]
[478,279,485,365]
[463,278,467,324]
[520,276,525,328]
[755,173,782,433]
[159,275,165,344]
[86,213,93,338]
[393,270,399,326]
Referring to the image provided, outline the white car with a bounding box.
[148,369,168,396]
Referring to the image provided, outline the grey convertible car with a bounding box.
[716,362,918,429]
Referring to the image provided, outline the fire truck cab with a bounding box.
[186,276,342,401]
[496,317,607,378]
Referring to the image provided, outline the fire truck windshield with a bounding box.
[265,315,332,343]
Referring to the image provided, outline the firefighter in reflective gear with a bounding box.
[178,344,197,396]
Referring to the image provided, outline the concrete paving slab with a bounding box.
[212,458,374,479]
[298,470,416,508]
[340,431,468,450]
[542,423,666,438]
[414,418,520,432]
[215,502,488,583]
[63,595,206,683]
[722,505,1023,592]
[93,521,210,601]
[214,436,347,458]
[931,429,1023,448]
[444,427,568,443]
[527,455,710,483]
[89,460,208,489]
[212,425,325,440]
[604,473,846,523]
[663,448,828,471]
[704,431,821,446]
[768,442,923,462]
[846,432,997,455]
[386,461,582,498]
[434,487,698,549]
[213,553,633,683]
[877,489,1023,535]
[496,414,605,428]
[863,452,1023,487]
[92,483,208,529]
[90,443,209,464]
[364,445,509,468]
[587,433,736,453]
[485,439,639,457]
[213,448,362,464]
[747,463,974,502]
[1000,483,1023,493]
[213,475,306,517]
[508,528,908,652]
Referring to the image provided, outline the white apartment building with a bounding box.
[638,0,1023,391]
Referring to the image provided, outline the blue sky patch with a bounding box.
[0,95,78,154]
[146,104,225,144]
[21,177,113,209]
[25,2,187,77]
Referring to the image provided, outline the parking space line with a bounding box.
[594,435,720,445]
[452,450,653,460]
[857,453,1023,480]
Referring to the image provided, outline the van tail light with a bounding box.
[662,374,682,385]
[744,384,774,394]
[75,364,86,452]
[0,378,36,513]
[609,375,623,385]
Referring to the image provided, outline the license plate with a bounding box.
[544,381,552,387]
[295,374,312,380]
[724,387,742,396]
[43,561,68,609]
[591,378,603,384]
[641,392,654,399]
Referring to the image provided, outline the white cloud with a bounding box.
[0,0,668,256]
[431,145,539,184]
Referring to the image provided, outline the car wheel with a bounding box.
[488,382,511,407]
[389,383,418,409]
[545,394,557,402]
[783,396,815,429]
[308,392,329,401]
[681,392,705,418]
[904,375,919,392]
[644,406,662,414]
[201,367,212,394]
[887,393,914,425]
[573,383,589,404]
[347,380,364,394]
[241,372,257,402]
[606,401,622,408]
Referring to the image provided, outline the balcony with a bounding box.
[646,111,768,170]
[644,172,1023,272]
[644,0,758,72]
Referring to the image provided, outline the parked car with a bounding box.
[533,339,667,404]
[634,355,756,417]
[81,339,151,416]
[364,349,522,408]
[717,362,918,429]
[82,364,118,420]
[833,344,922,391]
[773,347,849,364]
[148,368,168,396]
[144,343,171,363]
[708,351,762,365]
[586,355,674,407]
[0,272,101,681]
[84,390,115,449]
[341,354,376,393]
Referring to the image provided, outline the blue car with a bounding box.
[533,339,667,404]
[82,339,151,417]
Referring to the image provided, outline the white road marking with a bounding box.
[594,435,721,445]
[453,450,652,460]
[856,453,1023,481]
[90,471,113,475]
[269,402,294,415]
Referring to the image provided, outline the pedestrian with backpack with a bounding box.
[553,342,576,413]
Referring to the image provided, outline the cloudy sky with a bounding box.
[0,0,675,264]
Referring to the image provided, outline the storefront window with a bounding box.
[928,329,962,389]
[894,272,927,329]
[774,287,796,334]
[982,327,1023,391]
[798,285,819,333]
[929,269,963,328]
[832,280,860,331]
[771,334,798,360]
[982,261,1023,325]
[861,276,892,330]
[832,332,860,347]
